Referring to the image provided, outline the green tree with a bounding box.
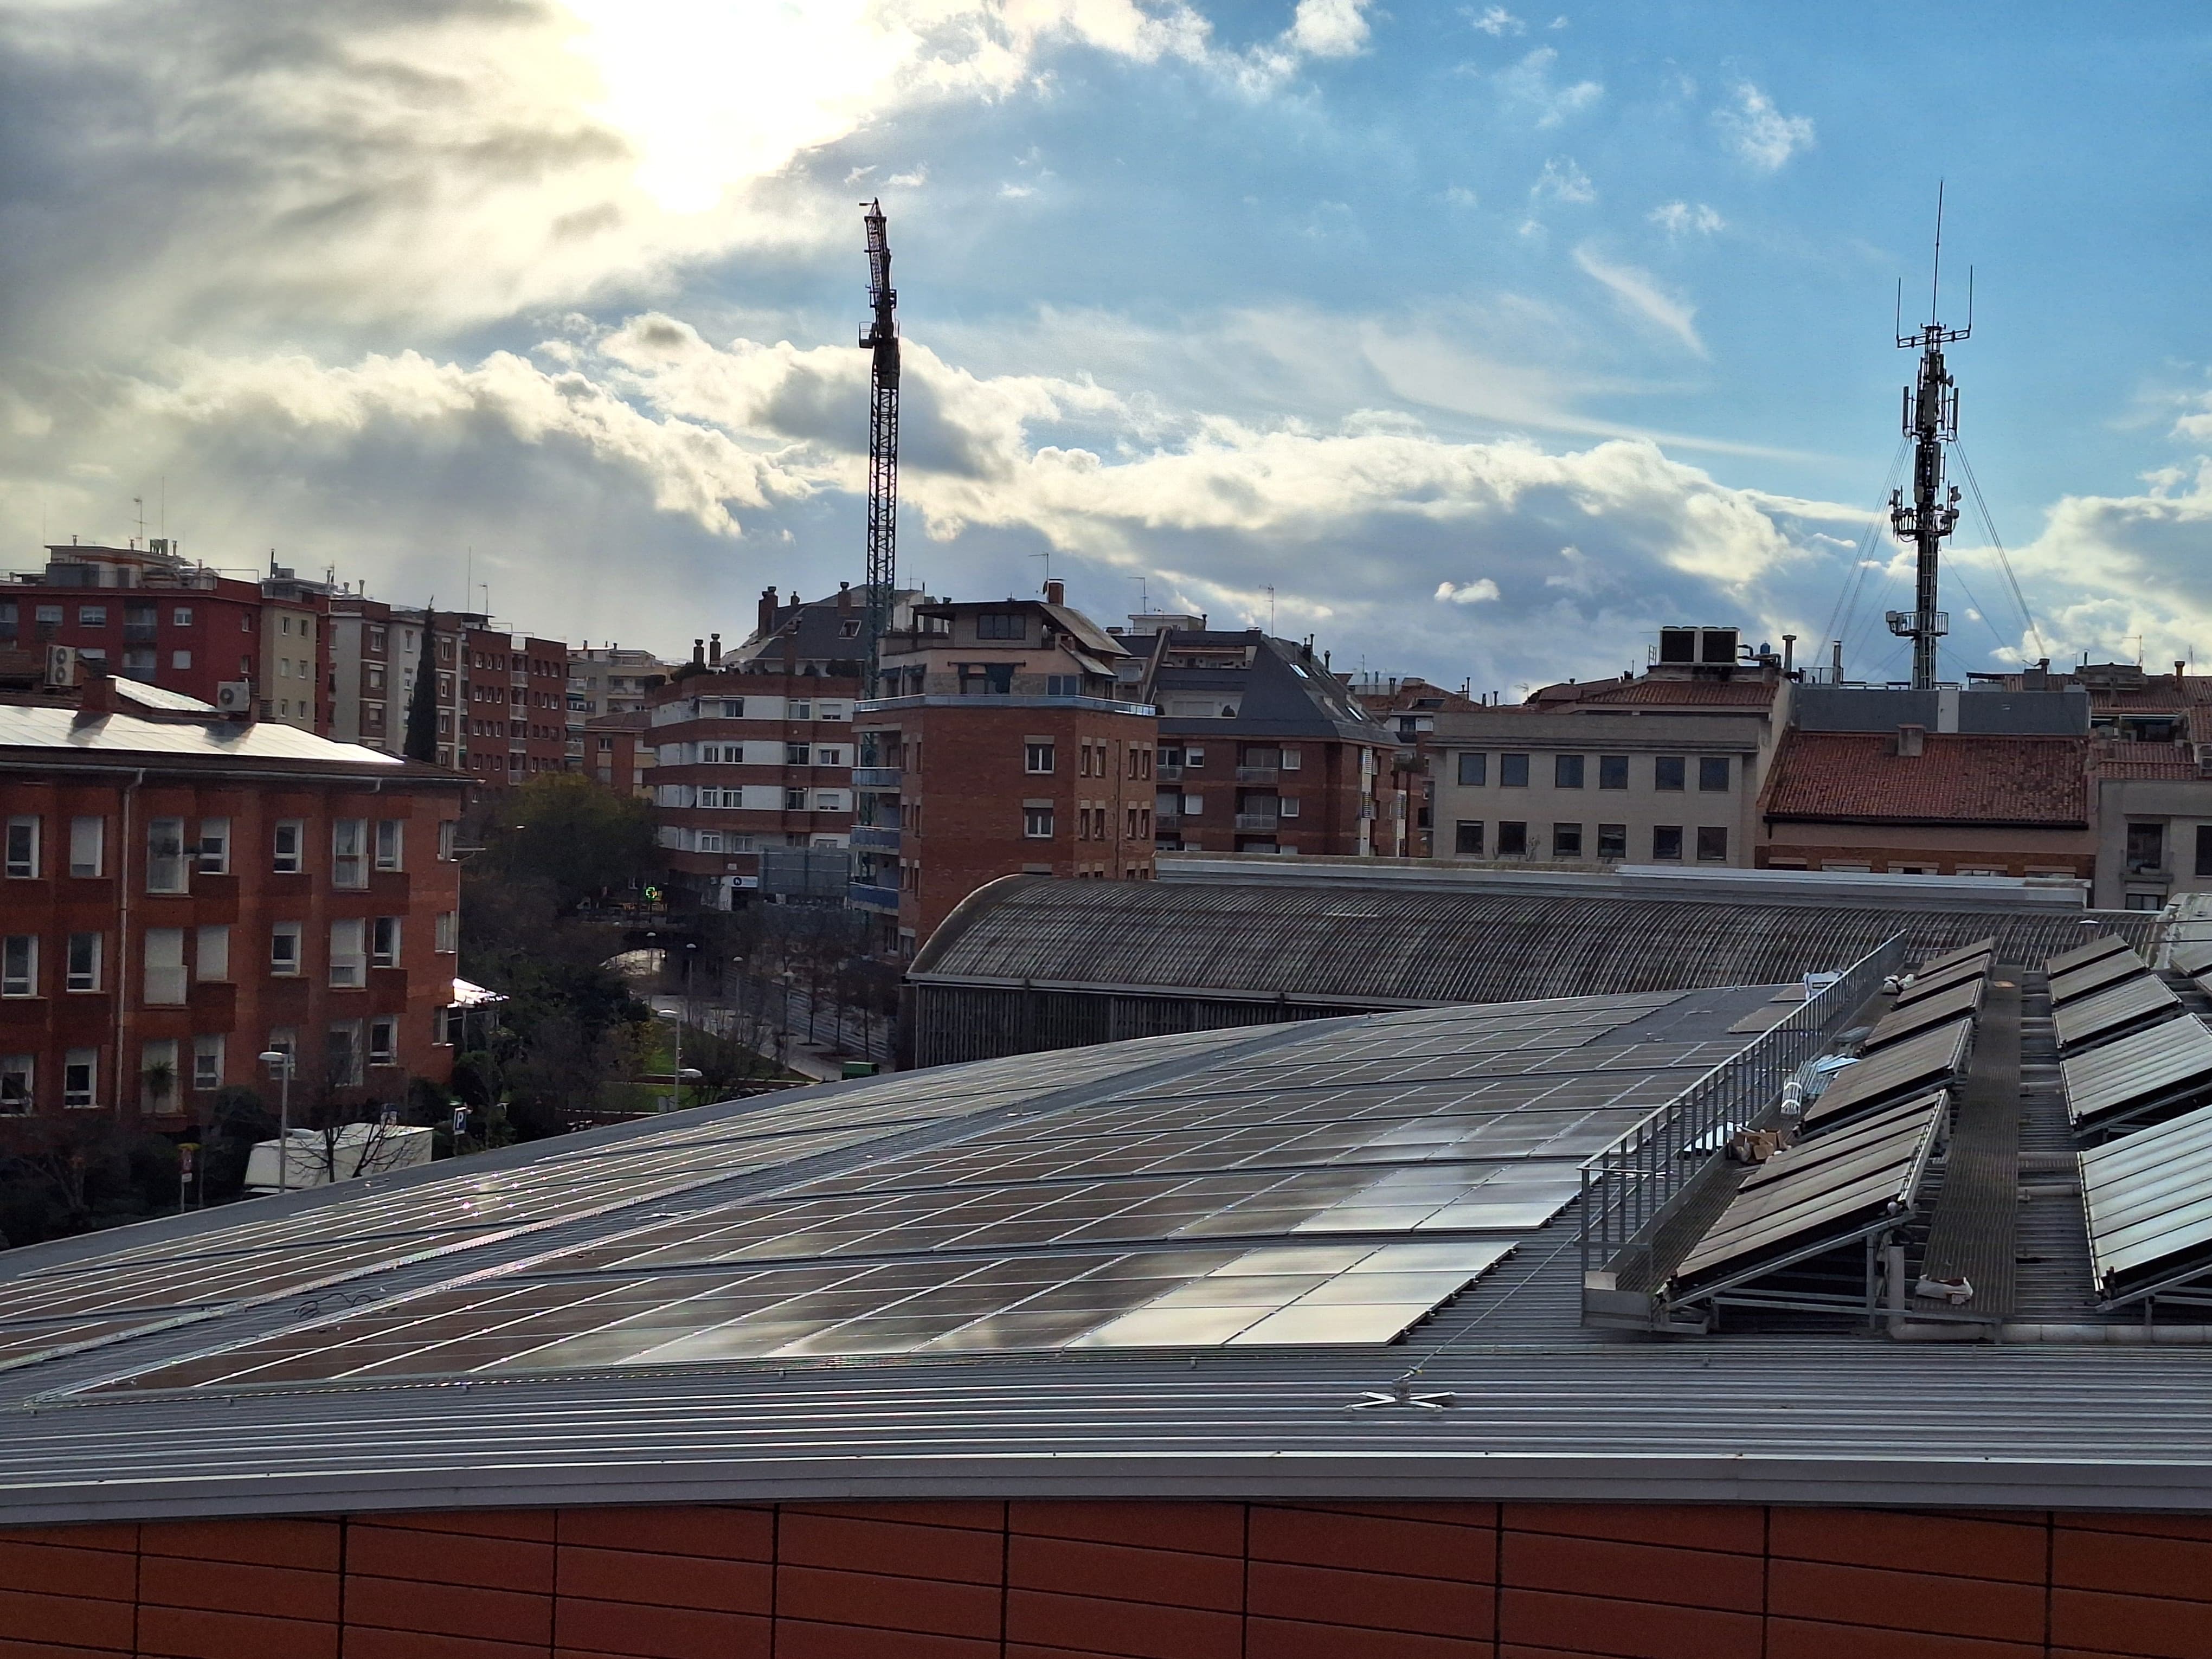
[402,631,440,763]
[480,771,658,911]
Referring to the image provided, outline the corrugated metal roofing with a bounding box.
[0,704,404,766]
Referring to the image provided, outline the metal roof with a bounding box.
[9,981,2212,1522]
[912,871,2152,1008]
[0,703,408,768]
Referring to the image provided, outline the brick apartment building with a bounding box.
[1123,615,1396,858]
[446,616,571,786]
[1349,673,1480,857]
[0,664,465,1124]
[854,585,1155,953]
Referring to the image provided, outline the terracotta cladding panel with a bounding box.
[555,1544,770,1613]
[775,1564,1000,1638]
[1498,1587,1762,1659]
[1764,1619,2044,1659]
[1247,1621,1491,1659]
[1009,1499,1243,1557]
[137,1554,340,1624]
[0,1585,138,1652]
[346,1519,555,1591]
[0,1538,137,1601]
[553,1596,771,1659]
[1766,1507,2047,1583]
[2051,1586,2212,1658]
[1250,1504,1494,1580]
[140,1516,341,1572]
[1766,1558,2045,1643]
[342,1575,553,1647]
[1004,1586,1242,1659]
[776,1510,1005,1584]
[775,1622,996,1659]
[1246,1559,1493,1637]
[340,1629,550,1659]
[2056,1523,2212,1599]
[1503,1503,1764,1555]
[1502,1532,1761,1612]
[1007,1533,1242,1612]
[135,1604,339,1659]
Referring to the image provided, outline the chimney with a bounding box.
[758,586,778,635]
[709,632,722,666]
[2178,660,2189,681]
[74,658,120,719]
[1782,633,1796,673]
[691,638,706,668]
[1896,724,1925,757]
[838,581,851,612]
[1044,578,1066,607]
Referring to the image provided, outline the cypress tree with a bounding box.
[402,631,439,763]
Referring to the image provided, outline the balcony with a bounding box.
[1157,763,1184,782]
[847,882,902,914]
[122,623,157,645]
[850,825,902,852]
[853,766,903,789]
[1235,764,1279,782]
[1234,812,1281,831]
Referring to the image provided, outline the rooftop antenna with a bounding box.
[132,495,145,548]
[1885,182,1971,691]
[1265,585,1277,634]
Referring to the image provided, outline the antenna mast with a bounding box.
[859,200,901,686]
[1885,184,1971,691]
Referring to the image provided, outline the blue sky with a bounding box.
[3,1,2210,691]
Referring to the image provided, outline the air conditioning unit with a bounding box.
[214,681,254,714]
[43,645,77,688]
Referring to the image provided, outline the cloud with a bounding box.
[1496,47,1602,127]
[1649,201,1724,238]
[1573,247,1704,356]
[1715,81,1816,172]
[1436,578,1503,604]
[1531,156,1596,205]
[1470,6,1525,35]
[1233,0,1375,91]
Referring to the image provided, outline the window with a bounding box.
[2126,891,2164,912]
[785,742,812,766]
[196,924,230,982]
[1555,755,1585,789]
[78,604,106,627]
[1024,807,1055,839]
[1554,823,1583,858]
[975,612,1025,639]
[34,603,61,637]
[369,1017,398,1068]
[1597,823,1628,860]
[2127,821,2166,873]
[1699,756,1731,792]
[1185,747,1205,768]
[4,816,36,878]
[332,819,367,887]
[435,912,458,954]
[1016,740,1054,774]
[1654,756,1686,792]
[65,933,101,992]
[2,936,34,998]
[326,1022,363,1088]
[374,820,403,871]
[0,1055,30,1113]
[957,663,1015,695]
[1457,753,1486,786]
[197,818,229,874]
[783,787,807,810]
[371,916,401,968]
[269,922,303,976]
[1696,826,1729,863]
[329,919,366,988]
[273,819,304,873]
[1598,755,1629,790]
[172,651,192,671]
[144,928,186,1004]
[62,1049,97,1109]
[139,1038,178,1109]
[2197,825,2212,878]
[789,699,813,721]
[1454,822,1484,856]
[1652,825,1684,860]
[68,816,103,878]
[1499,753,1529,787]
[1496,820,1528,856]
[1045,674,1080,697]
[146,818,187,893]
[1280,748,1302,771]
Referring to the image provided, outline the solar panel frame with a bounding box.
[1864,979,1986,1051]
[2171,941,2212,980]
[2063,1015,2212,1129]
[1913,937,1999,977]
[1802,1020,1972,1130]
[2046,933,2133,978]
[2049,950,2150,1008]
[1891,957,1991,1008]
[2053,975,2183,1055]
[2079,1102,2212,1296]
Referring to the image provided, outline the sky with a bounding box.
[4,1,2211,695]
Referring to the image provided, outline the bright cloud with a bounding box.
[1532,156,1596,204]
[1649,201,1724,237]
[1497,47,1602,127]
[1471,6,1525,36]
[1715,81,1816,171]
[1572,247,1703,356]
[1436,578,1503,604]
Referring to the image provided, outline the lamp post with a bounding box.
[256,1048,294,1194]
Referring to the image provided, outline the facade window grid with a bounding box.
[4,816,36,879]
[65,933,101,993]
[1499,753,1529,788]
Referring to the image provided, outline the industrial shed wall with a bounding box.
[5,1498,2202,1657]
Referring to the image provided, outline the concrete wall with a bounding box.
[1431,736,1762,867]
[2096,775,2212,911]
[3,1499,2201,1656]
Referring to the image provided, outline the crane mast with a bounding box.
[860,199,899,688]
[1885,187,1970,691]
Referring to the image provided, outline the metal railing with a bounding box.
[1233,813,1280,831]
[1235,764,1279,782]
[1578,933,1906,1292]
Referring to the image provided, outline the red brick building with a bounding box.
[855,587,1155,953]
[0,670,464,1123]
[450,619,571,787]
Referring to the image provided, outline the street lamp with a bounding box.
[256,1049,294,1195]
[677,1066,702,1110]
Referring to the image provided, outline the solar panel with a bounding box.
[1802,1020,1972,1130]
[2077,1102,2212,1296]
[2063,1015,2212,1130]
[1914,937,1998,977]
[2170,940,2212,979]
[2054,975,2183,1055]
[1892,955,1992,1008]
[1670,1091,1945,1294]
[2046,933,2133,978]
[1863,979,1986,1052]
[2049,948,2149,1008]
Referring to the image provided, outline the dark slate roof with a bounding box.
[911,872,2149,1005]
[1149,632,1392,744]
[1759,731,2090,827]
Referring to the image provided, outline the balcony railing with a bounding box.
[1233,812,1281,831]
[852,766,903,789]
[1156,763,1184,782]
[850,825,901,852]
[847,882,901,913]
[1235,764,1279,782]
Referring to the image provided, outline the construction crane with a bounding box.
[1886,185,1971,691]
[859,199,899,686]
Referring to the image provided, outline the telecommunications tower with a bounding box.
[859,200,900,685]
[1886,186,1972,691]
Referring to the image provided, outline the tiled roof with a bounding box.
[1759,731,2088,826]
[1533,678,1779,709]
[2093,740,2197,781]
